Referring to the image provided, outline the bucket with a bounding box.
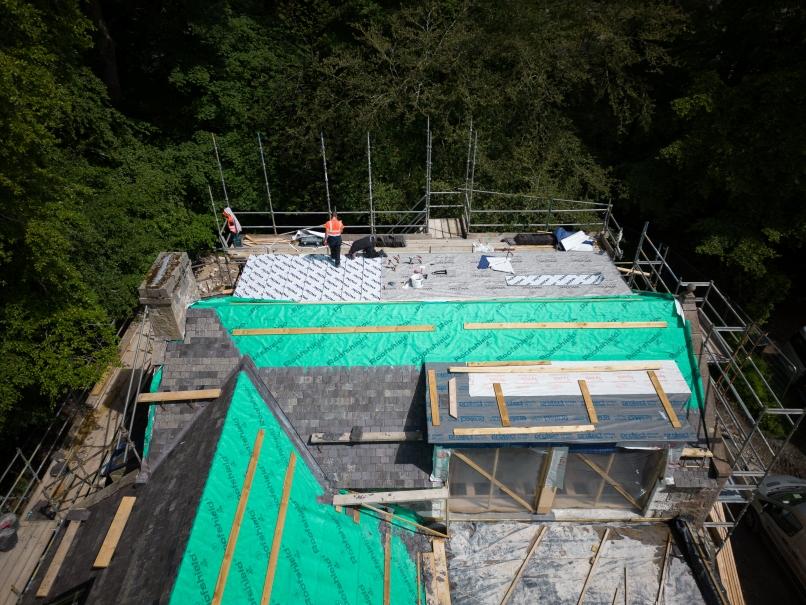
[410,274,424,288]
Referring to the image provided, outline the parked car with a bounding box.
[748,475,806,592]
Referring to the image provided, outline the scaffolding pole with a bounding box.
[208,185,227,249]
[468,128,478,230]
[320,131,332,215]
[425,117,432,233]
[212,134,230,206]
[257,133,278,235]
[367,132,375,236]
[464,119,473,212]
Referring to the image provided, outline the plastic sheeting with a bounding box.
[234,254,383,301]
[447,522,706,605]
[169,372,420,605]
[195,293,703,412]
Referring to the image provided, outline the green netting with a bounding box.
[169,372,419,605]
[194,293,703,410]
[142,366,163,459]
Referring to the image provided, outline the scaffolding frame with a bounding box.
[208,125,616,244]
[621,222,805,555]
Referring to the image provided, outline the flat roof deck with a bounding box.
[232,249,632,302]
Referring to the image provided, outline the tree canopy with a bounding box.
[1,0,803,439]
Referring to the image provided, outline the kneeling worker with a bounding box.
[323,212,344,267]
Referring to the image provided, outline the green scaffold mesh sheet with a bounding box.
[169,372,419,605]
[195,293,703,410]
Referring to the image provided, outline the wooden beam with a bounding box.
[534,448,557,515]
[310,431,422,444]
[261,451,297,605]
[428,369,440,427]
[578,379,598,424]
[681,447,713,458]
[464,321,667,331]
[452,451,533,512]
[417,553,422,605]
[449,363,662,374]
[467,360,550,367]
[577,529,610,605]
[137,388,221,403]
[432,539,452,605]
[232,324,435,335]
[333,487,449,506]
[212,430,265,605]
[648,370,682,428]
[500,526,548,605]
[448,378,458,419]
[577,454,641,509]
[383,519,392,605]
[37,521,81,597]
[93,496,136,568]
[654,533,673,605]
[359,502,449,539]
[453,424,595,436]
[493,383,511,427]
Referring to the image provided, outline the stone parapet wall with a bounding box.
[138,252,198,340]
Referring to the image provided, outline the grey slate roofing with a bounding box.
[258,365,433,489]
[149,307,433,488]
[23,361,246,605]
[147,307,241,461]
[24,359,337,605]
[380,250,632,300]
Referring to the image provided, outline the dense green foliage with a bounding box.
[1,0,803,439]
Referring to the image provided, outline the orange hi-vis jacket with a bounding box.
[324,219,344,237]
[224,213,237,233]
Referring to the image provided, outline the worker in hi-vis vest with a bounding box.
[323,212,344,267]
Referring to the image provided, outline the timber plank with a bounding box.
[466,360,550,367]
[212,430,265,604]
[464,321,667,330]
[493,383,511,427]
[310,431,422,444]
[577,529,610,605]
[36,521,81,597]
[93,496,136,568]
[137,388,221,403]
[333,487,449,506]
[578,379,598,424]
[432,539,451,605]
[648,370,682,428]
[232,325,435,335]
[577,454,641,509]
[428,370,440,427]
[500,526,548,605]
[383,522,392,605]
[449,363,662,374]
[453,424,595,436]
[452,452,533,512]
[261,452,297,605]
[448,378,458,419]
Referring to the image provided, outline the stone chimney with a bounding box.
[138,252,198,340]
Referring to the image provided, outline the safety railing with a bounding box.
[621,222,805,555]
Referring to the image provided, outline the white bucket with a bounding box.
[410,274,424,288]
